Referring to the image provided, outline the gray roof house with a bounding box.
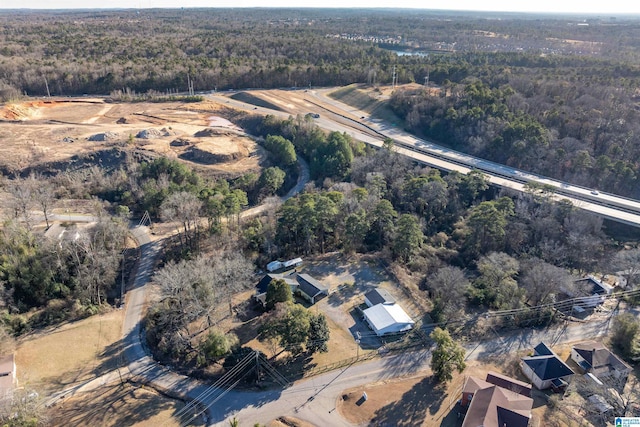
[254,272,329,307]
[521,342,574,391]
[571,341,632,385]
[295,274,330,304]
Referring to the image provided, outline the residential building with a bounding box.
[461,372,533,427]
[254,272,329,307]
[521,342,574,391]
[362,303,414,336]
[571,341,632,385]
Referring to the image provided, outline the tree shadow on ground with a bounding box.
[370,376,447,426]
[233,298,263,322]
[230,315,262,347]
[439,402,464,427]
[380,347,431,379]
[276,352,317,382]
[49,382,205,427]
[326,283,362,306]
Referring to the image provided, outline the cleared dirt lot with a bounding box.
[0,98,264,176]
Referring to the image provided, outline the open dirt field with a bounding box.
[0,98,264,176]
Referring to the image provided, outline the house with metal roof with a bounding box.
[521,342,574,391]
[362,303,414,336]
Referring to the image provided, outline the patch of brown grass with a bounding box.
[16,310,124,393]
[48,382,204,427]
[337,364,467,427]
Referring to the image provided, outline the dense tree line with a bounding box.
[389,60,640,197]
[246,141,620,325]
[4,9,640,100]
[0,211,128,318]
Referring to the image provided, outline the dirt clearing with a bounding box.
[0,98,264,176]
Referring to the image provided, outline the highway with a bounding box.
[208,89,640,228]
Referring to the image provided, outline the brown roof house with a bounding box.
[520,342,574,391]
[0,354,17,399]
[461,372,533,427]
[571,341,632,386]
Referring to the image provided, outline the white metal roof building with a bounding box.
[362,303,415,336]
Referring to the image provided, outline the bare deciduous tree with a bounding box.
[426,266,469,322]
[520,257,573,306]
[29,174,56,229]
[160,191,202,250]
[150,252,254,358]
[612,248,640,289]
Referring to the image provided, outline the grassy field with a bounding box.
[14,309,196,426]
[48,382,204,427]
[16,309,125,393]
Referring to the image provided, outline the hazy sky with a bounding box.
[3,0,640,14]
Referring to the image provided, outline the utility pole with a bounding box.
[44,76,51,98]
[392,65,397,89]
[255,350,260,384]
[120,250,126,307]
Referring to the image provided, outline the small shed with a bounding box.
[266,261,283,272]
[362,303,414,336]
[282,257,303,269]
[364,288,396,308]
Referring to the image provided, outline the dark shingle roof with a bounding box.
[533,342,554,356]
[364,288,396,306]
[255,273,297,295]
[296,273,328,298]
[486,371,532,398]
[573,341,631,374]
[522,355,574,381]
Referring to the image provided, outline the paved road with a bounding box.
[119,156,312,425]
[205,311,618,427]
[210,89,640,228]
